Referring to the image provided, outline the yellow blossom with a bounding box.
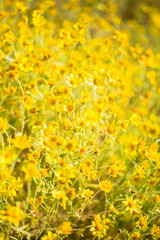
[0,118,8,134]
[59,221,72,235]
[123,195,141,215]
[0,205,25,226]
[99,179,112,193]
[13,133,30,150]
[41,231,57,240]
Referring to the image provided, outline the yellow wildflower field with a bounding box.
[0,0,160,239]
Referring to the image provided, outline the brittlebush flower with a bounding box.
[108,165,119,177]
[82,189,94,199]
[7,176,23,198]
[123,195,141,215]
[59,221,72,235]
[0,205,25,226]
[0,117,8,134]
[21,162,39,180]
[99,179,112,193]
[90,215,111,240]
[13,133,30,150]
[151,225,160,239]
[131,231,141,239]
[64,138,78,153]
[41,231,57,240]
[136,215,148,229]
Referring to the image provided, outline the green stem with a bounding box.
[1,133,4,151]
[15,77,25,97]
[4,130,11,148]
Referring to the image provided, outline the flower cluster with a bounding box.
[0,0,160,239]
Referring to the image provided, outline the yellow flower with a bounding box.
[13,133,30,150]
[151,225,160,239]
[64,138,78,153]
[59,221,72,235]
[79,157,94,173]
[136,215,147,229]
[86,170,97,181]
[82,189,94,199]
[32,10,46,28]
[105,121,117,136]
[7,176,23,198]
[0,205,25,226]
[99,179,112,193]
[41,231,57,240]
[136,166,147,178]
[108,165,119,177]
[52,190,68,210]
[40,168,48,177]
[67,187,76,200]
[90,215,111,240]
[131,231,141,239]
[123,195,141,215]
[0,117,8,134]
[1,147,17,165]
[66,100,77,113]
[21,162,39,180]
[5,85,17,96]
